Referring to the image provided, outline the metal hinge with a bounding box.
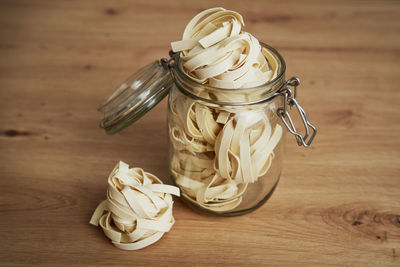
[160,50,177,69]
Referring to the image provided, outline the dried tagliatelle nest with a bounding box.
[171,7,278,88]
[90,161,180,250]
[169,7,283,212]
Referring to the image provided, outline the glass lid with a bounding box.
[98,60,173,135]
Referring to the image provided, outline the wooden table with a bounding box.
[1,0,399,266]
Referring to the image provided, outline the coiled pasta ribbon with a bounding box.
[171,7,278,89]
[90,161,180,250]
[214,112,282,184]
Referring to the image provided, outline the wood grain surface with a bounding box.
[0,0,399,266]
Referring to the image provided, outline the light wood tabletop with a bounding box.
[1,0,399,266]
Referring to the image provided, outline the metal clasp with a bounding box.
[160,50,177,69]
[277,77,317,147]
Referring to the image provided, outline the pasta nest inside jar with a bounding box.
[170,7,283,212]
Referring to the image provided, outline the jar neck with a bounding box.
[171,43,286,106]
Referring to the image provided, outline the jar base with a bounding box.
[171,173,280,217]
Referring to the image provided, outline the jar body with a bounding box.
[167,65,286,216]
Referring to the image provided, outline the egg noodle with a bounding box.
[90,161,180,250]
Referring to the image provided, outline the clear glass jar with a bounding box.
[168,43,286,216]
[98,43,316,217]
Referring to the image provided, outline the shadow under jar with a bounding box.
[98,43,316,217]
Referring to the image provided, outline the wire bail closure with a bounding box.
[277,77,317,147]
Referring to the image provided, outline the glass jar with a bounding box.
[98,43,316,216]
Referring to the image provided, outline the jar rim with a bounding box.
[173,42,286,94]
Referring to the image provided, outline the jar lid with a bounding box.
[98,60,174,135]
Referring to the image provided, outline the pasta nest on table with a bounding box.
[90,161,180,250]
